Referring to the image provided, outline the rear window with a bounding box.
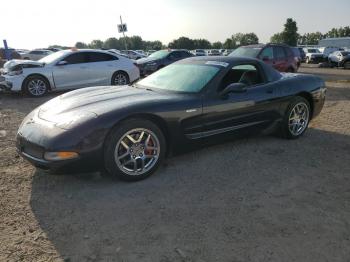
[88,52,118,62]
[274,47,286,59]
[229,47,262,58]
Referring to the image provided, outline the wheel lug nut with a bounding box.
[133,155,136,158]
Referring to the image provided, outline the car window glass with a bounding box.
[169,52,181,59]
[181,51,191,57]
[88,52,118,62]
[259,47,274,59]
[138,64,220,93]
[64,53,88,64]
[274,47,286,59]
[220,64,264,91]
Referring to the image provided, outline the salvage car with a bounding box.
[16,57,326,181]
[136,49,193,75]
[304,48,324,64]
[22,49,53,60]
[328,51,350,69]
[1,49,140,97]
[229,44,298,72]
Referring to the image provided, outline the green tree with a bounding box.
[212,41,223,49]
[282,18,298,46]
[270,32,284,43]
[193,39,211,49]
[89,40,104,49]
[168,37,195,49]
[102,38,121,49]
[231,33,259,46]
[298,32,324,45]
[223,38,236,49]
[75,42,88,49]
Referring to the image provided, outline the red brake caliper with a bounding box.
[145,137,154,156]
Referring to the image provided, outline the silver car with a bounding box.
[22,49,53,60]
[1,49,140,97]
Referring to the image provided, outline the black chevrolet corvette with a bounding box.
[16,57,326,181]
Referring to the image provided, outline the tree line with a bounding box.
[49,19,349,51]
[270,19,350,46]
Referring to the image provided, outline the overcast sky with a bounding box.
[1,0,349,49]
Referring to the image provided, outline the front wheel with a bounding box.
[23,75,49,97]
[111,71,129,86]
[280,97,311,139]
[104,119,166,181]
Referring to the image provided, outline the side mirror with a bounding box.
[220,83,247,96]
[57,60,68,66]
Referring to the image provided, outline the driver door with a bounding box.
[201,63,281,137]
[52,52,91,89]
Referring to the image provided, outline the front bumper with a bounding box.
[0,74,24,91]
[308,56,325,63]
[16,111,104,174]
[137,64,158,76]
[16,133,103,174]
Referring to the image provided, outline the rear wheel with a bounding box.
[23,75,49,97]
[104,119,166,181]
[111,71,129,85]
[280,97,310,139]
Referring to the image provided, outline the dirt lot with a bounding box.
[0,68,350,262]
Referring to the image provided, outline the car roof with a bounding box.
[184,56,263,64]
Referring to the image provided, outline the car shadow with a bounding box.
[30,128,350,261]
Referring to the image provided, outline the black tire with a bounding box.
[279,96,311,139]
[23,75,49,97]
[344,61,350,70]
[111,71,129,85]
[287,67,295,73]
[104,119,166,181]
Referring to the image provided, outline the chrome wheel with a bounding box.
[28,79,47,96]
[114,128,160,176]
[288,102,309,136]
[113,73,128,85]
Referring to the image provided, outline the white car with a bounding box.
[304,48,324,64]
[22,49,53,60]
[192,49,206,56]
[1,49,140,97]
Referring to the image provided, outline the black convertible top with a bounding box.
[181,56,282,82]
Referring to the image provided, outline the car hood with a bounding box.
[37,85,174,128]
[136,57,160,64]
[3,59,44,71]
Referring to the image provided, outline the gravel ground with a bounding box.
[0,73,350,261]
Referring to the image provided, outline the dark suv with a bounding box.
[136,49,194,76]
[229,44,298,72]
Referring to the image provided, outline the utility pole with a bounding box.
[120,15,128,51]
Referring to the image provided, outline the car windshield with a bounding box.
[137,63,220,93]
[39,51,67,64]
[229,47,262,58]
[148,50,169,59]
[341,51,350,56]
